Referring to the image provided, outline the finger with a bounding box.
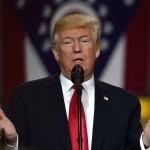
[0,128,5,136]
[0,115,4,130]
[146,119,150,127]
[0,116,2,127]
[0,110,4,120]
[0,128,5,141]
[0,109,4,115]
[0,109,6,122]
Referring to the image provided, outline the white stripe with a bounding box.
[25,36,49,81]
[100,35,126,88]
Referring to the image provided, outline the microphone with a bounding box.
[71,65,84,88]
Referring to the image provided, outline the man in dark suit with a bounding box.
[0,13,150,150]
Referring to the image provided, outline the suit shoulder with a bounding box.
[96,80,139,101]
[13,75,58,92]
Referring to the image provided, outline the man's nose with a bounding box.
[73,40,81,53]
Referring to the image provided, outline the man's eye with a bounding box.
[63,40,73,46]
[64,41,71,44]
[83,40,88,42]
[81,38,89,43]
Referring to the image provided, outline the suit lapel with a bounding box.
[91,80,111,150]
[45,75,72,150]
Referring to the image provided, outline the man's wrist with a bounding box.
[6,143,16,148]
[143,132,150,147]
[6,134,18,148]
[144,145,150,149]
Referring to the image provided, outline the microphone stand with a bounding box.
[71,65,84,150]
[77,84,82,150]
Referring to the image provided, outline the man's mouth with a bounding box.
[73,58,83,64]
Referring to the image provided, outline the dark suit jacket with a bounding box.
[6,75,143,150]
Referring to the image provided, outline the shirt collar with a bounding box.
[60,73,95,95]
[82,75,94,96]
[60,73,73,96]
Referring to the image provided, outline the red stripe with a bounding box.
[125,0,150,95]
[2,0,25,101]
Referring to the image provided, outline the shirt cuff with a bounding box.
[5,134,18,150]
[140,132,150,150]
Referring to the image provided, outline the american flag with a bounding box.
[2,0,150,101]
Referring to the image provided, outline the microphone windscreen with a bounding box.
[71,65,84,86]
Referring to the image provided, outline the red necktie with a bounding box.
[69,85,88,150]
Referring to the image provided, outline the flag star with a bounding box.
[42,5,52,18]
[16,0,26,9]
[42,39,50,52]
[103,21,114,35]
[38,23,48,35]
[100,38,110,51]
[123,0,135,6]
[98,4,109,18]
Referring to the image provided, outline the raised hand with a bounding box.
[0,108,17,146]
[143,119,150,147]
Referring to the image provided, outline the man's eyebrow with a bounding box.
[62,36,73,40]
[80,35,89,38]
[62,35,89,39]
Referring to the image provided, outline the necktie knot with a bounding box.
[72,84,77,91]
[72,84,83,91]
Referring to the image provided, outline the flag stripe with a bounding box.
[2,0,25,101]
[125,0,149,94]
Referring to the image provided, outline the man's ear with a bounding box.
[96,46,100,58]
[52,49,59,62]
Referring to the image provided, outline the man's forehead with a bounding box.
[60,27,91,38]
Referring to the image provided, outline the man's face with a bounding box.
[52,27,100,81]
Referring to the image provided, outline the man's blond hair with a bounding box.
[50,13,100,49]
